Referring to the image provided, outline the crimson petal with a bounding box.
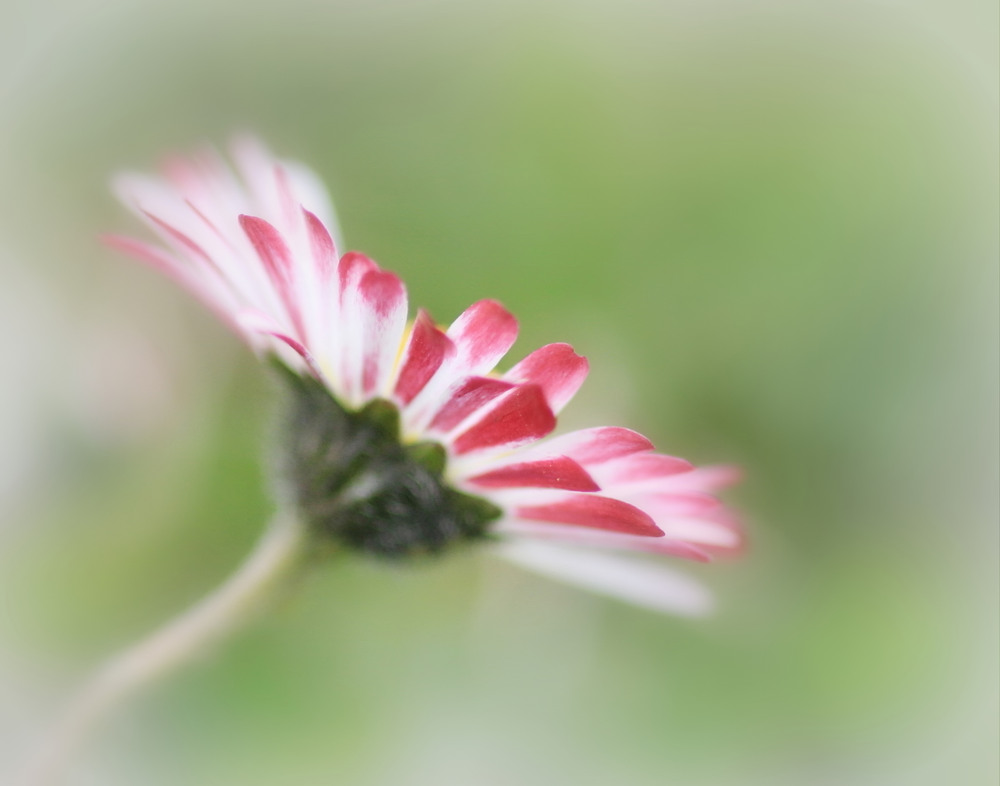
[516,495,664,537]
[240,214,307,339]
[143,210,213,266]
[505,343,588,413]
[447,299,518,372]
[337,251,378,298]
[356,268,407,396]
[239,214,292,282]
[468,456,599,492]
[452,384,555,455]
[540,427,655,466]
[605,453,694,482]
[303,208,337,279]
[429,377,515,433]
[394,310,455,405]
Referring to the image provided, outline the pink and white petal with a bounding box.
[270,162,306,236]
[180,199,242,261]
[511,426,655,467]
[466,456,599,492]
[637,492,722,517]
[186,137,338,252]
[231,136,332,234]
[161,149,220,197]
[103,234,242,330]
[115,175,239,278]
[653,505,746,554]
[507,499,745,557]
[493,539,714,616]
[666,464,744,492]
[504,343,589,414]
[161,147,254,236]
[239,215,293,284]
[103,234,197,287]
[235,309,325,380]
[238,215,307,339]
[113,172,191,227]
[116,170,283,317]
[337,251,379,298]
[332,252,380,400]
[446,299,518,375]
[595,452,695,487]
[515,493,664,537]
[302,209,338,282]
[696,510,747,556]
[283,159,342,246]
[140,209,216,266]
[290,208,339,361]
[399,300,517,434]
[495,519,714,561]
[428,377,515,433]
[595,462,741,500]
[222,142,332,349]
[579,483,742,553]
[451,384,555,455]
[355,268,409,398]
[647,514,743,550]
[230,135,285,224]
[393,310,456,406]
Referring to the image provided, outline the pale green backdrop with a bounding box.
[0,1,996,784]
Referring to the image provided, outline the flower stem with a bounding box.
[16,511,316,786]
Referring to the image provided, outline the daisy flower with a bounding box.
[15,136,748,786]
[107,137,743,616]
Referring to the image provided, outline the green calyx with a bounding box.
[274,367,502,559]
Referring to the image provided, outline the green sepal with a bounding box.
[272,367,502,559]
[359,398,401,439]
[405,441,448,476]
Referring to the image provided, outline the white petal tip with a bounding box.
[493,540,715,618]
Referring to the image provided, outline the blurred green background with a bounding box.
[1,0,996,784]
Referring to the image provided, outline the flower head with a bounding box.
[108,137,743,616]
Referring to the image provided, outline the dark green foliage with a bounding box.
[275,367,502,559]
